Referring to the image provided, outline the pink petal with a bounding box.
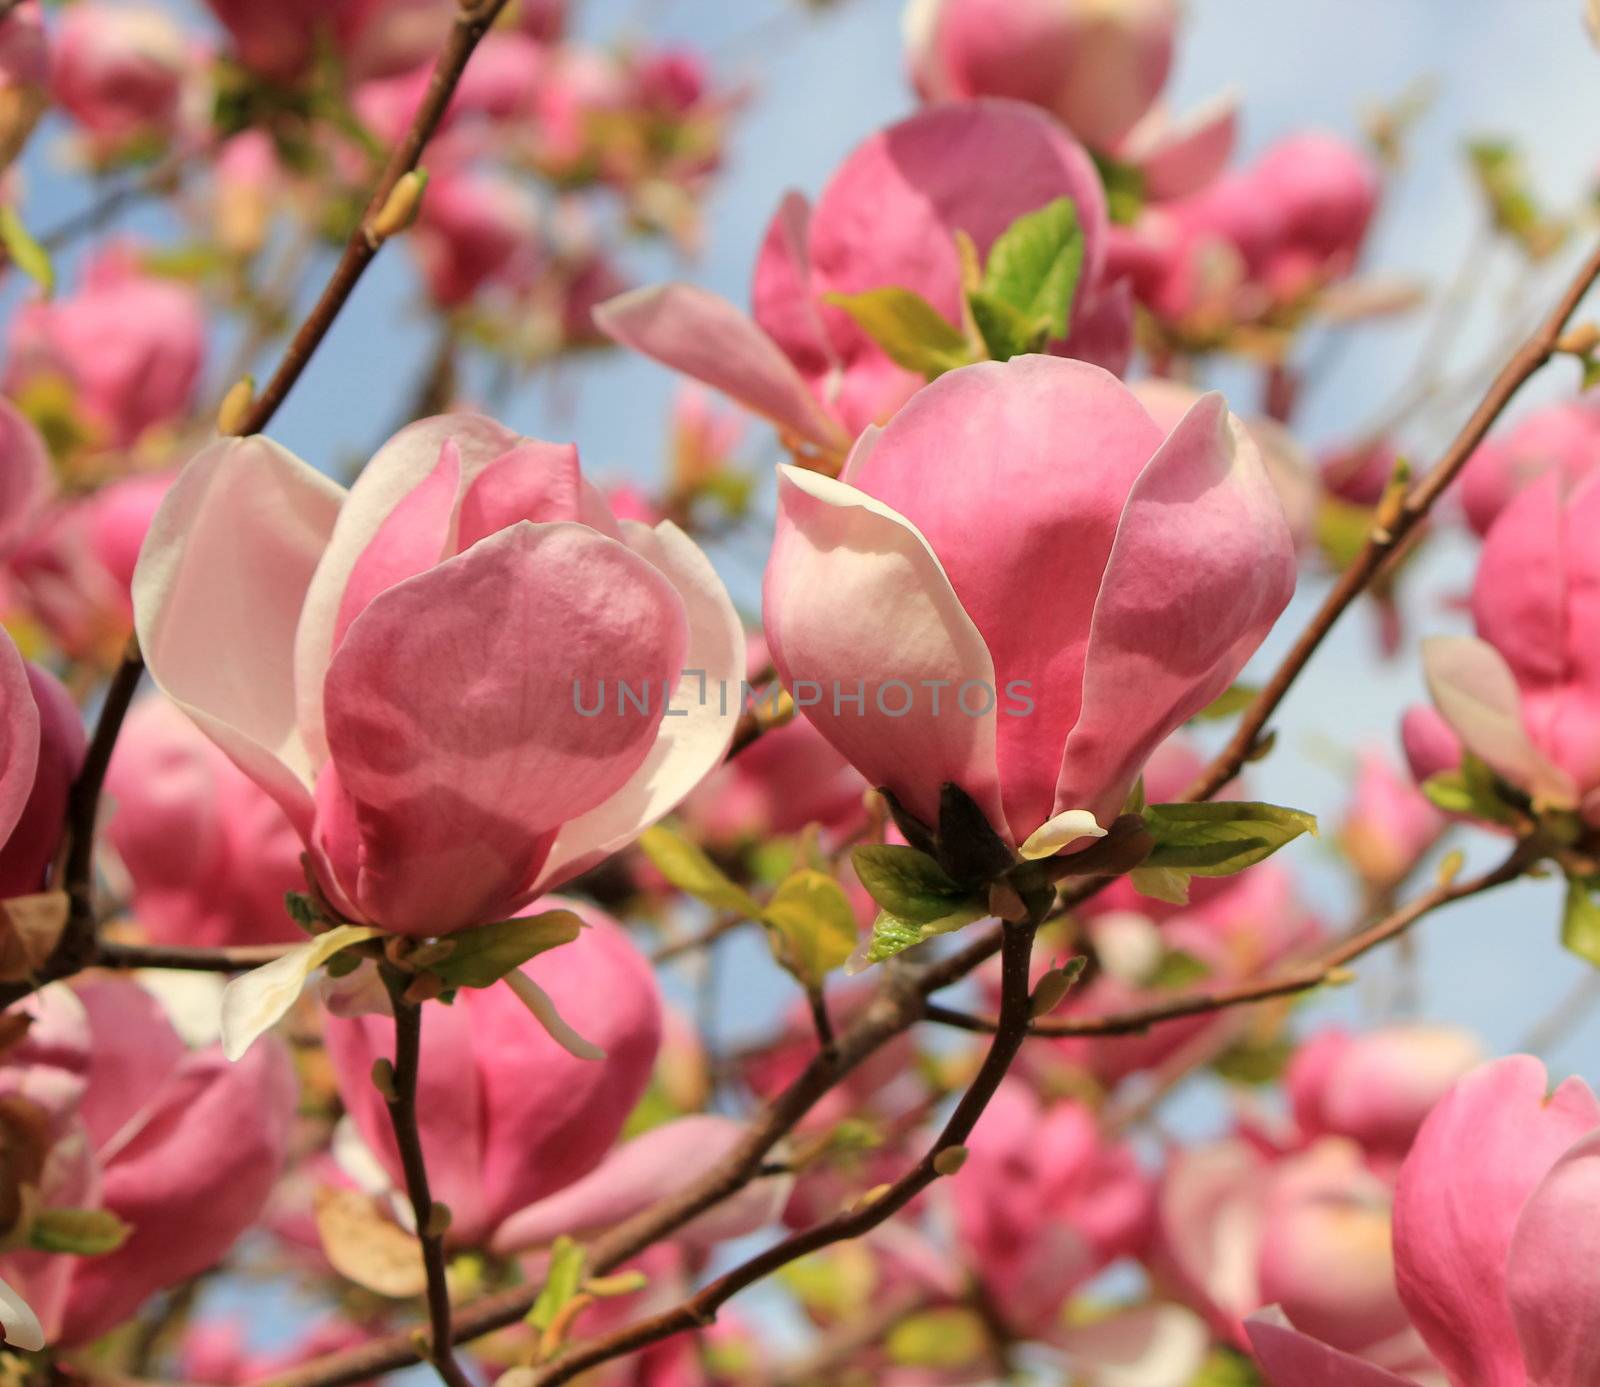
[0,398,52,555]
[1153,1138,1269,1339]
[751,191,839,386]
[59,1038,296,1347]
[847,355,1164,839]
[1421,635,1575,806]
[1057,392,1297,825]
[1400,704,1463,786]
[0,632,39,848]
[325,907,660,1247]
[762,463,1005,839]
[1124,90,1241,202]
[1393,1055,1600,1387]
[0,660,75,897]
[1246,1308,1420,1387]
[1506,1128,1600,1387]
[490,1115,782,1256]
[133,436,345,837]
[594,284,847,452]
[454,439,585,548]
[536,519,743,890]
[293,412,524,763]
[318,522,687,934]
[72,978,187,1155]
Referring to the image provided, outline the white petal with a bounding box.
[1020,808,1106,860]
[220,924,379,1061]
[1057,1304,1210,1387]
[0,1274,44,1352]
[503,969,605,1061]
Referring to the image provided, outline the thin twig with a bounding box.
[923,839,1538,1039]
[233,0,515,435]
[93,941,294,973]
[1187,234,1600,802]
[379,967,472,1387]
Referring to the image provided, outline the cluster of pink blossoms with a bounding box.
[0,0,1597,1383]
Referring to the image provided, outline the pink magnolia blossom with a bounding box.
[1415,469,1600,822]
[1338,750,1445,888]
[1248,1056,1600,1386]
[0,2,48,170]
[905,0,1237,200]
[1157,1135,1435,1376]
[0,980,296,1347]
[409,169,540,307]
[951,1079,1152,1339]
[5,243,205,449]
[212,131,281,258]
[1399,705,1462,788]
[761,355,1295,849]
[104,697,304,948]
[50,5,191,157]
[598,101,1133,454]
[201,0,325,84]
[1322,438,1403,508]
[0,396,50,558]
[0,634,84,898]
[1119,131,1380,329]
[324,907,662,1248]
[1285,1026,1484,1173]
[132,413,742,939]
[1457,396,1600,537]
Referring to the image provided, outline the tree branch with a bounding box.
[1187,234,1600,802]
[378,967,471,1387]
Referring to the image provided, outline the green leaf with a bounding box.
[856,903,986,970]
[528,1235,587,1332]
[431,909,583,990]
[966,288,1046,362]
[1092,153,1147,225]
[1212,1033,1296,1086]
[284,891,320,935]
[1563,875,1600,968]
[1421,755,1516,824]
[850,844,973,924]
[886,1308,987,1369]
[761,870,858,984]
[1141,801,1317,876]
[0,207,54,297]
[1189,1346,1265,1386]
[30,1207,130,1256]
[1148,948,1211,990]
[639,825,761,916]
[822,287,974,379]
[981,196,1084,338]
[1194,683,1260,721]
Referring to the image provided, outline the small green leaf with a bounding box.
[528,1235,587,1332]
[1194,683,1260,721]
[850,844,972,924]
[856,903,986,970]
[284,891,320,934]
[0,206,54,297]
[1421,755,1516,824]
[761,870,858,984]
[30,1207,130,1256]
[981,196,1084,338]
[822,287,974,379]
[1148,948,1211,990]
[1092,153,1147,225]
[1141,801,1317,876]
[431,909,584,990]
[1563,875,1600,968]
[1212,1033,1296,1086]
[639,825,761,916]
[966,288,1046,362]
[885,1308,987,1369]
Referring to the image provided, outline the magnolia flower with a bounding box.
[598,101,1133,455]
[1458,395,1600,537]
[133,413,741,1056]
[324,906,662,1249]
[1248,1056,1600,1386]
[905,0,1237,200]
[761,354,1295,851]
[1415,469,1600,820]
[0,634,85,899]
[51,5,192,157]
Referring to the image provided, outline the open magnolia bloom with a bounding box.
[1247,1056,1600,1386]
[132,413,742,1056]
[761,354,1296,854]
[597,100,1132,457]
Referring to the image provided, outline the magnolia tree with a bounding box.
[2,0,1600,1383]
